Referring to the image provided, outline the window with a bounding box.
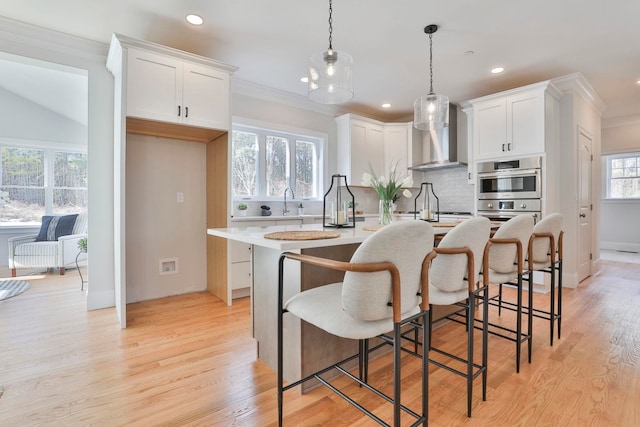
[232,123,323,200]
[0,144,87,225]
[604,153,640,199]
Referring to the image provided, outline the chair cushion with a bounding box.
[35,214,78,241]
[14,241,59,256]
[285,282,421,340]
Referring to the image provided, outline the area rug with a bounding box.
[0,280,31,301]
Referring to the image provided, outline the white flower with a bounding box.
[400,175,413,188]
[379,175,387,187]
[403,189,412,198]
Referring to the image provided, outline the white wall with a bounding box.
[125,134,207,302]
[600,117,640,252]
[0,86,87,145]
[0,17,115,310]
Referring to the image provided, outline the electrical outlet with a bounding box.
[177,192,184,203]
[159,258,179,275]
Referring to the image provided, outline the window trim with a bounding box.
[603,151,640,200]
[231,117,327,202]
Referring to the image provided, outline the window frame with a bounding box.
[603,152,640,200]
[231,118,326,202]
[0,137,87,225]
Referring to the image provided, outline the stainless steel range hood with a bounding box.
[409,104,466,171]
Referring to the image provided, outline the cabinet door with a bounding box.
[350,120,384,182]
[228,240,251,263]
[126,48,182,123]
[384,124,410,176]
[182,63,230,130]
[474,98,507,161]
[230,262,251,290]
[509,91,544,156]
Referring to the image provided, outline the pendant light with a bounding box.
[308,0,354,104]
[414,24,449,130]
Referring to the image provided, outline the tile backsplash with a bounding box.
[419,167,474,213]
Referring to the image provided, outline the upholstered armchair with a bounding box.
[8,212,87,277]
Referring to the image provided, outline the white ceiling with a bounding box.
[1,0,639,122]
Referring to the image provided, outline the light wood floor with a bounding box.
[1,260,639,426]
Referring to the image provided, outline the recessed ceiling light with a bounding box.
[382,103,391,108]
[491,67,505,74]
[300,76,309,83]
[186,14,204,25]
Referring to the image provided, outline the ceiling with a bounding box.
[1,0,639,122]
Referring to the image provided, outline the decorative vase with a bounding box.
[379,199,394,226]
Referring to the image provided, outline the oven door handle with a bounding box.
[478,169,539,179]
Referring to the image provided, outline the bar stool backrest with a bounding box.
[430,217,490,292]
[342,220,434,321]
[489,215,535,274]
[531,213,563,265]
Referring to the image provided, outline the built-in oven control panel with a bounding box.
[477,198,541,213]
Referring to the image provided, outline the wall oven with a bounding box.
[477,156,542,223]
[477,156,541,200]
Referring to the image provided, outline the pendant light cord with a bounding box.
[328,0,333,50]
[429,32,434,95]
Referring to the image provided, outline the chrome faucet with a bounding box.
[283,187,295,215]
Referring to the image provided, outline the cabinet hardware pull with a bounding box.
[508,143,512,151]
[502,143,505,151]
[178,105,181,116]
[185,106,189,118]
[580,213,586,218]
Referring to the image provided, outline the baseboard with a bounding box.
[600,241,640,253]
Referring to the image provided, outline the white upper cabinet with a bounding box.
[181,63,230,130]
[383,123,412,176]
[126,48,230,130]
[469,82,560,161]
[336,114,385,185]
[107,34,237,137]
[127,49,182,123]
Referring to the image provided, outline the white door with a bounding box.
[577,128,593,281]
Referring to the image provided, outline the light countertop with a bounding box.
[208,221,459,251]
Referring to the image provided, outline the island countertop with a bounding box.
[207,220,460,250]
[207,223,379,250]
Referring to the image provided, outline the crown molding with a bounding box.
[551,72,607,115]
[0,16,108,62]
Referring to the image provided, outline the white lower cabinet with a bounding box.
[228,240,251,300]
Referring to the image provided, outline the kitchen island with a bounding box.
[207,221,457,386]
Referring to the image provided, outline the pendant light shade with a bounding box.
[414,24,449,130]
[308,0,354,104]
[414,93,449,130]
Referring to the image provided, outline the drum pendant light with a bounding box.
[414,24,449,130]
[308,0,354,104]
